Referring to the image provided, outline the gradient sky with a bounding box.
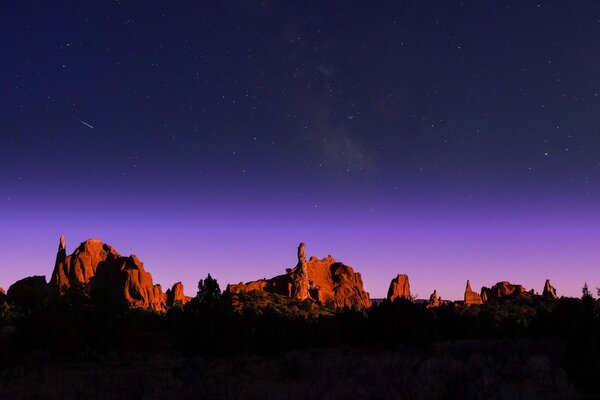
[1,1,600,300]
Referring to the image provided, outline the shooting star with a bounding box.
[77,118,94,129]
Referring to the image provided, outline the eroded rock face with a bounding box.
[51,237,113,292]
[226,243,371,310]
[464,280,483,305]
[387,274,411,302]
[166,282,191,307]
[481,281,531,302]
[50,237,165,311]
[543,279,558,299]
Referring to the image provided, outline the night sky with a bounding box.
[2,1,600,300]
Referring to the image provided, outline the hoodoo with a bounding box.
[427,289,441,308]
[542,279,558,299]
[387,274,411,301]
[226,242,371,310]
[464,280,483,305]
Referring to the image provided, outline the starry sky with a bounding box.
[1,1,600,300]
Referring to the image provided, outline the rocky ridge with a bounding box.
[7,236,189,312]
[226,242,371,310]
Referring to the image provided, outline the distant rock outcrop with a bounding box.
[427,289,441,308]
[226,243,371,310]
[464,280,483,305]
[0,287,6,302]
[387,274,411,302]
[166,282,191,307]
[50,236,166,311]
[542,279,558,299]
[481,281,532,302]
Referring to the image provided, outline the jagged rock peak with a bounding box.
[464,280,483,305]
[226,242,371,310]
[50,236,165,311]
[543,279,558,299]
[59,235,66,252]
[387,274,411,302]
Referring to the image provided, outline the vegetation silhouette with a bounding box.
[1,276,600,398]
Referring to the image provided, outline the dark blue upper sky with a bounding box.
[1,1,600,298]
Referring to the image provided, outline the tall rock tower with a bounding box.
[387,274,411,301]
[291,242,310,300]
[464,280,483,305]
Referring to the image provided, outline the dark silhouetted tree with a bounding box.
[582,283,593,299]
[196,274,222,306]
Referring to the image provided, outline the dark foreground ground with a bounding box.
[0,339,581,400]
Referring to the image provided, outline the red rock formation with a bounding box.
[464,280,483,305]
[50,237,112,292]
[542,279,558,299]
[427,289,441,308]
[0,287,6,302]
[226,243,371,310]
[387,274,411,301]
[481,281,531,302]
[50,236,166,311]
[166,282,191,307]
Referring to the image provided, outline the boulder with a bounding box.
[49,236,166,311]
[7,276,50,307]
[542,279,558,299]
[226,242,371,310]
[464,280,483,305]
[166,282,191,307]
[481,281,531,302]
[387,274,411,301]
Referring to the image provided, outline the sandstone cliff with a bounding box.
[49,236,171,311]
[464,280,483,305]
[226,243,371,310]
[387,274,411,301]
